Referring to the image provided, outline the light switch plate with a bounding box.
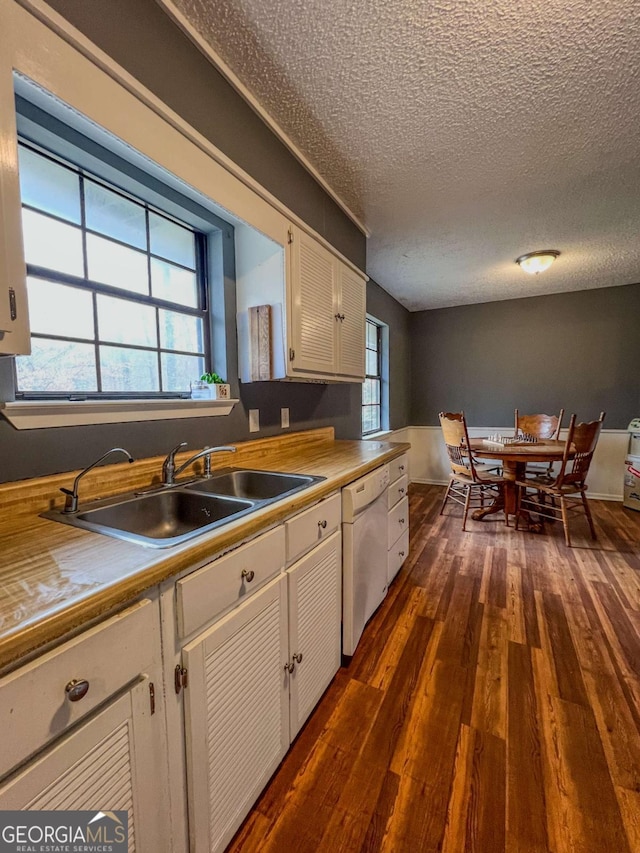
[249,409,260,432]
[281,407,290,428]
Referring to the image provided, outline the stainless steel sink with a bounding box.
[44,467,325,548]
[184,468,324,501]
[44,489,255,548]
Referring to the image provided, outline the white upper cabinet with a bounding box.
[0,56,29,355]
[289,226,336,375]
[288,223,366,382]
[334,261,366,379]
[236,221,367,383]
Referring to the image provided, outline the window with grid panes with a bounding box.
[362,318,382,435]
[15,141,208,397]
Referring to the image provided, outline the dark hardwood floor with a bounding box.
[227,485,640,852]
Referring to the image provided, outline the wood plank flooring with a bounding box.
[227,485,640,853]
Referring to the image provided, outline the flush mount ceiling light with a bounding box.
[515,250,560,275]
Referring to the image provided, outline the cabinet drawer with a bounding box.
[388,529,409,584]
[388,454,409,484]
[387,474,408,509]
[388,496,409,549]
[177,526,285,638]
[0,598,158,779]
[286,493,341,566]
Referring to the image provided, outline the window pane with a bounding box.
[87,233,148,295]
[149,212,195,268]
[161,352,204,392]
[366,321,378,349]
[100,345,159,392]
[151,258,198,307]
[97,294,157,348]
[18,146,81,224]
[85,180,146,249]
[159,309,203,353]
[27,278,94,339]
[16,338,97,392]
[366,348,378,375]
[363,377,380,405]
[22,209,84,277]
[362,405,380,434]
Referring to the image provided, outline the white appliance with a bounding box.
[624,419,640,511]
[628,418,640,456]
[342,465,390,656]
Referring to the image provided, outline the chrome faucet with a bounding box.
[61,447,134,513]
[162,443,236,485]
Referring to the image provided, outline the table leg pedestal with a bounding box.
[471,461,540,529]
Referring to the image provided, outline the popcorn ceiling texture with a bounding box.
[172,0,640,309]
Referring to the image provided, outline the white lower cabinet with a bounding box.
[182,574,290,853]
[178,526,342,853]
[387,454,410,584]
[287,530,341,740]
[0,598,170,852]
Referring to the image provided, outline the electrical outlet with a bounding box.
[249,409,260,433]
[281,407,290,429]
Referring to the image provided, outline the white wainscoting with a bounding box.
[383,427,629,502]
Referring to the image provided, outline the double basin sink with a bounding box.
[45,469,325,548]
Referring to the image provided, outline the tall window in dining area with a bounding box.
[15,141,208,396]
[362,318,382,435]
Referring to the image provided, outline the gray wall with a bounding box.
[410,283,640,429]
[367,278,412,430]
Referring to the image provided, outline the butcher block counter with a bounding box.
[0,428,409,671]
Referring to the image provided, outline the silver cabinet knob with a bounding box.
[399,465,405,471]
[241,569,255,582]
[399,551,405,558]
[65,679,90,702]
[399,518,405,524]
[318,519,327,529]
[285,653,303,674]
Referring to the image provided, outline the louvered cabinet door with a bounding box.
[289,225,336,376]
[0,58,30,355]
[287,531,342,740]
[335,262,365,379]
[182,575,289,853]
[0,678,167,852]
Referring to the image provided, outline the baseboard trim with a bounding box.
[411,478,622,502]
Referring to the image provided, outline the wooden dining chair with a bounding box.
[515,412,605,546]
[439,411,507,531]
[515,408,564,441]
[515,407,565,478]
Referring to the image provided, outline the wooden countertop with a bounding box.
[0,429,409,671]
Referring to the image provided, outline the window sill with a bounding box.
[0,398,239,430]
[364,430,393,440]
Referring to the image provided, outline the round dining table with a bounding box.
[469,438,570,522]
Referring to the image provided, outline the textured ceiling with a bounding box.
[171,0,640,310]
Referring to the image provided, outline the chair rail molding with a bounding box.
[406,426,628,502]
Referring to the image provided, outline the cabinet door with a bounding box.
[0,55,30,354]
[182,575,289,853]
[335,262,365,379]
[0,678,168,852]
[287,531,342,740]
[288,225,336,375]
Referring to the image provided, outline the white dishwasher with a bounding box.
[342,465,390,656]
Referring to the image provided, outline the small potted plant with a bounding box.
[200,372,230,400]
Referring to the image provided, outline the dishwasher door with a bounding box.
[342,489,388,656]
